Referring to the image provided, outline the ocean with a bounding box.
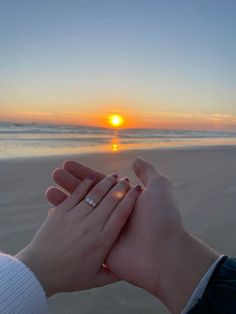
[1,121,236,159]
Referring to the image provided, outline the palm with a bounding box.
[107,176,182,292]
[106,188,156,286]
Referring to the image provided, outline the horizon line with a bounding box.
[1,119,236,134]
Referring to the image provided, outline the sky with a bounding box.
[0,0,236,130]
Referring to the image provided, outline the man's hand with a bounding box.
[105,157,184,293]
[47,157,219,313]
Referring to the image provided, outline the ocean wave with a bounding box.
[1,122,236,139]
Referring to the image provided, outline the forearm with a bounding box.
[16,245,55,297]
[155,230,220,314]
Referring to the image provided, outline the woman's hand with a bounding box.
[16,174,141,297]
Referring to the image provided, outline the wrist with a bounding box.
[154,230,220,314]
[15,245,55,297]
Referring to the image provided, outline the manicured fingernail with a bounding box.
[135,184,142,192]
[88,175,95,180]
[102,263,110,272]
[124,177,130,183]
[111,173,118,179]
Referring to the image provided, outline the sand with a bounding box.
[1,145,236,313]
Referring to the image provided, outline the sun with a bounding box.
[109,114,124,128]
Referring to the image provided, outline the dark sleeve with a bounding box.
[189,257,236,314]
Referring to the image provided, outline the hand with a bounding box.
[47,157,181,288]
[47,157,219,313]
[16,174,141,297]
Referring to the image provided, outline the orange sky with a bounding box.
[1,106,236,131]
[1,2,236,132]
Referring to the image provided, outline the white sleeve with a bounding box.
[181,255,226,314]
[0,253,48,314]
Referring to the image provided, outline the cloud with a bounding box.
[11,110,54,116]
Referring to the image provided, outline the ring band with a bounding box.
[85,196,97,208]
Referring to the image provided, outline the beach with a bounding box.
[1,145,236,313]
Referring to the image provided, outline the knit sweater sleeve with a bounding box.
[0,253,48,313]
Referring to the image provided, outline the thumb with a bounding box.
[132,156,160,186]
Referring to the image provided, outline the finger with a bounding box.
[64,160,105,183]
[93,268,120,287]
[92,178,130,224]
[74,174,118,216]
[52,168,81,194]
[56,176,96,212]
[132,156,161,186]
[103,185,141,243]
[46,187,67,206]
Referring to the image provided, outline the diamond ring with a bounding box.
[85,196,97,208]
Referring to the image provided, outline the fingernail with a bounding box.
[88,175,95,180]
[102,263,110,272]
[124,177,130,183]
[111,173,118,179]
[135,184,142,192]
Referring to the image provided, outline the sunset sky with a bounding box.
[0,1,235,130]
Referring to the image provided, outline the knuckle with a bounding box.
[83,177,94,186]
[92,186,104,197]
[105,175,117,185]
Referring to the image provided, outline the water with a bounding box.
[1,121,236,159]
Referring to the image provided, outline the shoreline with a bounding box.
[1,142,236,163]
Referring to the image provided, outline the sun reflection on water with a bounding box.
[112,143,118,151]
[111,131,120,152]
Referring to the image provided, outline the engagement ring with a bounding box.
[85,197,97,208]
